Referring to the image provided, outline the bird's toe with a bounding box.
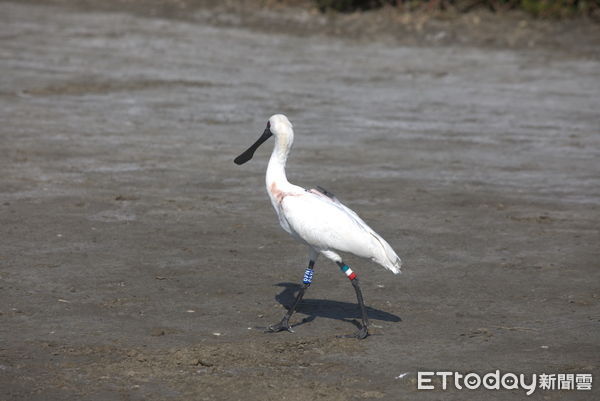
[267,321,294,333]
[336,326,369,340]
[355,326,369,340]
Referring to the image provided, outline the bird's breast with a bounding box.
[267,182,303,205]
[268,182,286,204]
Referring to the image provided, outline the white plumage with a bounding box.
[234,114,402,338]
[244,114,402,273]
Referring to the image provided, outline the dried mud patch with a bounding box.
[11,337,369,400]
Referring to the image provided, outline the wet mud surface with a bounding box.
[1,2,599,400]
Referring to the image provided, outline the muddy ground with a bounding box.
[1,1,599,400]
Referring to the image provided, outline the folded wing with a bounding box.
[281,188,401,274]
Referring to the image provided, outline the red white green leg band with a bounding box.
[340,264,357,281]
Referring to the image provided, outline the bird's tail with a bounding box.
[369,232,402,274]
[330,194,402,274]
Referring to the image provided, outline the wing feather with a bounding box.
[281,189,401,273]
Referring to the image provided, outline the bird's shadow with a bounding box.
[271,282,401,329]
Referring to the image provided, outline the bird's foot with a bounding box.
[267,319,294,333]
[337,323,369,340]
[354,325,369,340]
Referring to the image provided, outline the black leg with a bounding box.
[337,261,369,339]
[268,260,315,333]
[351,278,370,339]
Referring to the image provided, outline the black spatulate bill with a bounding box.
[234,126,273,165]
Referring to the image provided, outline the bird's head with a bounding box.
[234,114,293,165]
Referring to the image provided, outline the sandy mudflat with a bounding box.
[0,1,599,400]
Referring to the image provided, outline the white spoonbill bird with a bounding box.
[234,114,401,339]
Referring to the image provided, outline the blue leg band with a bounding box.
[303,268,314,285]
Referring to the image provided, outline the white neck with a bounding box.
[265,134,291,189]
